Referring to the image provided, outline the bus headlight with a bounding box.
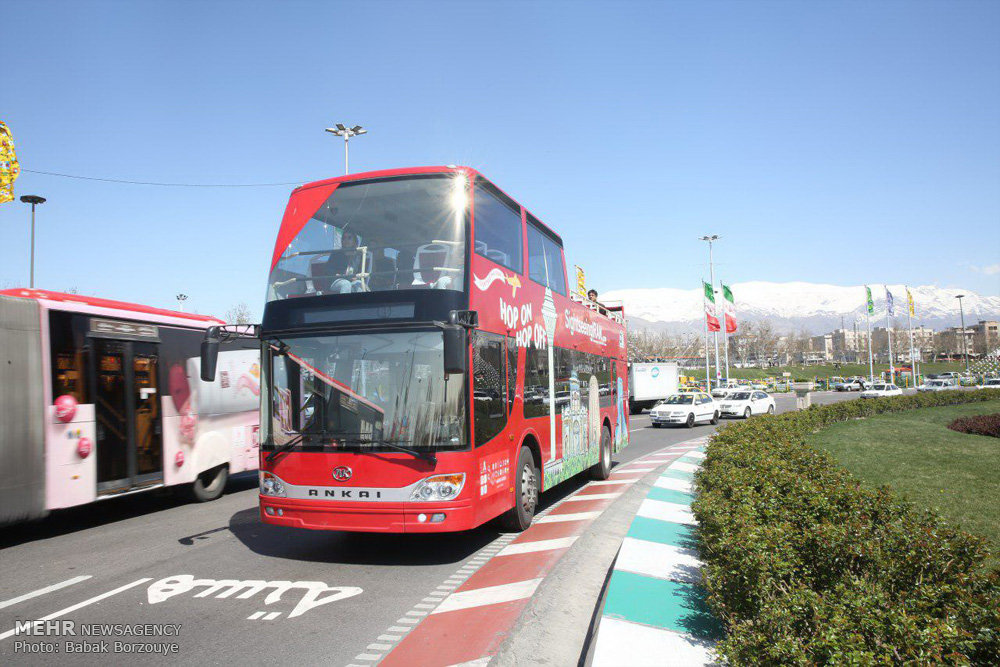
[410,474,465,502]
[260,472,286,497]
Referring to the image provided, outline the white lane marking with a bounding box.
[589,478,641,486]
[406,610,428,617]
[247,611,265,620]
[671,461,700,473]
[684,451,707,460]
[378,634,402,641]
[613,467,654,474]
[654,476,694,494]
[637,499,695,525]
[614,538,703,584]
[368,643,393,651]
[263,611,281,620]
[387,626,411,633]
[414,603,437,610]
[0,578,152,642]
[562,492,622,502]
[629,428,645,432]
[535,510,603,524]
[436,585,457,591]
[432,578,543,615]
[497,536,579,556]
[447,658,493,667]
[592,617,716,667]
[397,617,421,625]
[0,575,93,611]
[353,654,381,661]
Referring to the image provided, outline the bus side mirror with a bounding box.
[443,326,467,375]
[200,328,220,382]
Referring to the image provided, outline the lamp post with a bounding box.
[699,235,722,386]
[955,294,969,372]
[20,195,46,288]
[324,123,367,174]
[176,294,188,312]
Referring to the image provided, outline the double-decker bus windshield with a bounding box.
[264,330,467,452]
[267,174,468,301]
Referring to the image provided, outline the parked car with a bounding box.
[918,379,959,393]
[649,392,719,428]
[718,390,776,419]
[978,378,1000,389]
[860,383,902,399]
[938,372,961,380]
[835,378,865,392]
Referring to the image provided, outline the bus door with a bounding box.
[92,338,164,494]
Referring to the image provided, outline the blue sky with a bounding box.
[2,0,998,320]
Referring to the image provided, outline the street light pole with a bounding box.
[325,123,367,174]
[955,294,969,372]
[699,235,722,385]
[20,195,46,288]
[176,294,188,312]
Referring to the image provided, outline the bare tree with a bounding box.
[226,302,254,324]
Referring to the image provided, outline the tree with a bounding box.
[226,302,254,324]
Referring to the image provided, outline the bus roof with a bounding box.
[289,165,564,245]
[0,289,225,325]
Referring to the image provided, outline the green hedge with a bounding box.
[693,389,1000,665]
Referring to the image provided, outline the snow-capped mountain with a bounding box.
[601,282,1000,334]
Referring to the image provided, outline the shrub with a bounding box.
[948,413,1000,439]
[694,389,1000,665]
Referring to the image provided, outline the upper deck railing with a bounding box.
[569,292,626,326]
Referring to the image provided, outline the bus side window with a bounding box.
[474,180,523,274]
[473,331,507,446]
[526,219,567,296]
[524,342,549,419]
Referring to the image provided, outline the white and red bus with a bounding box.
[203,166,629,532]
[0,289,260,526]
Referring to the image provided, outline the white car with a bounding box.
[917,379,959,393]
[860,383,902,399]
[649,392,719,428]
[718,390,776,419]
[978,378,1000,389]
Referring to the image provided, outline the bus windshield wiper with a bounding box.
[339,438,437,465]
[265,433,305,462]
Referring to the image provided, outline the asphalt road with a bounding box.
[0,390,881,665]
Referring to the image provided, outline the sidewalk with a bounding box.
[590,446,723,666]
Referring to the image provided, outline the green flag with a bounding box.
[703,281,715,303]
[865,286,874,314]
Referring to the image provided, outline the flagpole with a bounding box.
[885,287,895,385]
[865,287,874,383]
[721,279,731,382]
[708,247,721,385]
[906,287,917,386]
[703,278,711,391]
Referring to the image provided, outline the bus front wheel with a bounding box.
[501,446,538,532]
[589,425,613,480]
[190,464,229,502]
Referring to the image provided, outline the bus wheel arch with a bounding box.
[190,463,229,502]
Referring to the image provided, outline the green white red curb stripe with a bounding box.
[361,440,706,667]
[591,445,723,666]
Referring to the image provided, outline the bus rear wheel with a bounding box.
[501,446,538,532]
[191,464,229,502]
[589,425,613,480]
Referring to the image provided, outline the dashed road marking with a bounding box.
[431,578,544,615]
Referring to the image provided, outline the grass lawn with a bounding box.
[807,400,1000,553]
[686,361,964,381]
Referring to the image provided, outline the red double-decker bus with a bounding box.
[204,166,629,532]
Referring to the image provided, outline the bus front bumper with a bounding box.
[259,497,477,533]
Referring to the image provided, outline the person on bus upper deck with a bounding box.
[587,289,598,301]
[318,230,364,293]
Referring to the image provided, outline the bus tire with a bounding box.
[500,446,538,532]
[589,425,613,480]
[191,464,229,502]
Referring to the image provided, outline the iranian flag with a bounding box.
[722,283,737,333]
[703,281,720,332]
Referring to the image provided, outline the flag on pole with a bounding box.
[0,121,20,205]
[703,281,720,332]
[906,288,915,316]
[722,283,737,333]
[865,286,874,314]
[885,287,895,317]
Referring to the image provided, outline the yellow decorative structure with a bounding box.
[0,121,20,204]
